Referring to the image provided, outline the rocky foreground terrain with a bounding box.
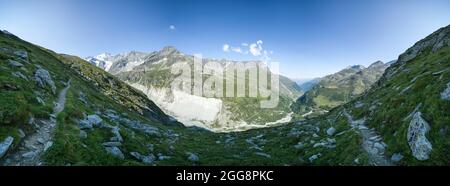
[0,24,449,165]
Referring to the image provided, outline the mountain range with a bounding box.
[0,24,449,165]
[292,61,391,118]
[86,47,302,132]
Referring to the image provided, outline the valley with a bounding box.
[0,24,449,166]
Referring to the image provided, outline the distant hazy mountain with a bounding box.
[294,78,321,92]
[292,61,389,117]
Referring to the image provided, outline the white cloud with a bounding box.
[169,25,176,30]
[222,40,272,62]
[223,44,230,52]
[231,47,243,53]
[249,42,262,56]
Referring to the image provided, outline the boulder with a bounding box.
[391,153,404,162]
[35,68,56,94]
[186,152,199,162]
[22,151,37,158]
[110,126,123,142]
[407,112,433,160]
[105,147,124,159]
[14,50,28,59]
[79,130,88,139]
[354,101,364,108]
[0,136,14,158]
[122,119,160,137]
[441,82,450,100]
[130,152,155,164]
[8,59,24,67]
[294,142,305,149]
[309,153,321,163]
[254,152,271,158]
[326,127,336,136]
[78,114,103,129]
[12,71,28,81]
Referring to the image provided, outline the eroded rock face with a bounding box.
[0,136,14,158]
[407,112,433,160]
[35,68,56,94]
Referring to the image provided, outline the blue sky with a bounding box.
[1,0,449,79]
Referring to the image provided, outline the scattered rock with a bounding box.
[186,152,199,162]
[157,153,172,160]
[122,119,160,136]
[102,142,122,147]
[44,141,53,151]
[254,152,271,158]
[22,151,37,158]
[12,72,29,81]
[36,97,45,105]
[110,126,123,142]
[130,152,155,164]
[78,91,88,104]
[79,130,87,139]
[354,101,364,108]
[326,127,336,136]
[18,129,26,138]
[78,114,103,129]
[147,144,154,152]
[0,136,14,158]
[105,147,124,159]
[294,142,305,149]
[35,68,56,94]
[441,82,450,100]
[309,153,321,163]
[8,59,24,67]
[14,50,28,59]
[407,112,433,160]
[391,153,404,162]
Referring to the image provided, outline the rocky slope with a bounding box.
[1,24,449,166]
[292,61,390,118]
[88,47,302,132]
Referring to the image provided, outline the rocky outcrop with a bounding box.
[0,136,14,158]
[407,112,433,160]
[35,68,56,94]
[398,26,450,63]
